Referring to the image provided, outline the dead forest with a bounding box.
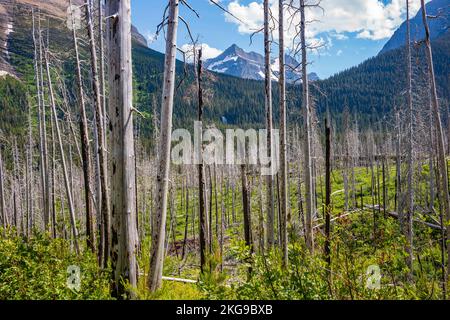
[0,0,449,300]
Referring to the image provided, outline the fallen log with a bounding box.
[138,272,198,284]
[364,205,442,231]
[162,276,197,284]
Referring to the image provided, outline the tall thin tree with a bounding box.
[300,0,314,252]
[106,0,138,298]
[86,0,110,265]
[264,0,275,248]
[148,0,179,292]
[420,0,450,277]
[278,0,288,267]
[405,0,414,278]
[196,49,210,274]
[43,45,79,254]
[70,0,96,252]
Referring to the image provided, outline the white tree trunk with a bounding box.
[37,13,50,232]
[264,0,275,248]
[300,0,314,252]
[69,0,95,251]
[106,0,138,298]
[278,0,288,267]
[405,0,414,277]
[148,0,179,292]
[43,47,80,254]
[32,9,45,233]
[86,0,111,267]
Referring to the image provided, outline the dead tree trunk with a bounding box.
[405,0,414,277]
[196,49,210,274]
[300,0,314,252]
[106,0,138,298]
[325,115,332,268]
[241,164,253,275]
[395,112,402,218]
[43,46,79,254]
[278,0,288,268]
[38,13,50,232]
[182,177,190,260]
[26,101,34,236]
[50,101,57,238]
[69,1,95,252]
[98,0,107,143]
[148,0,179,292]
[264,0,275,248]
[86,0,110,266]
[32,10,46,233]
[420,0,450,278]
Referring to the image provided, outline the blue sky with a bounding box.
[131,0,425,79]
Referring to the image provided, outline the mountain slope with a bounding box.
[0,0,147,76]
[380,0,449,54]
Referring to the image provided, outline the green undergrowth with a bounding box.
[0,163,447,300]
[0,231,111,300]
[200,212,446,300]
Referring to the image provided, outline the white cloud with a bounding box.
[225,1,264,34]
[329,32,349,40]
[336,49,343,56]
[180,43,223,62]
[224,0,431,43]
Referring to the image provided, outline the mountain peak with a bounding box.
[222,44,242,56]
[205,45,318,83]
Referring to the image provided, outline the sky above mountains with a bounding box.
[132,0,430,79]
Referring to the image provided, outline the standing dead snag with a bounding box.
[404,0,414,278]
[26,99,34,236]
[241,164,253,275]
[197,49,210,275]
[32,10,47,234]
[324,115,332,271]
[43,46,80,255]
[197,50,210,274]
[300,0,314,252]
[264,0,275,249]
[420,0,450,278]
[98,0,111,267]
[85,0,111,266]
[37,12,51,233]
[148,0,179,292]
[279,0,289,268]
[98,0,108,142]
[69,0,96,252]
[106,0,138,298]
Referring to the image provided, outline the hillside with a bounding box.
[380,0,449,54]
[0,0,146,76]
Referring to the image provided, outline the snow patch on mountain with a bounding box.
[4,23,12,58]
[204,44,318,84]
